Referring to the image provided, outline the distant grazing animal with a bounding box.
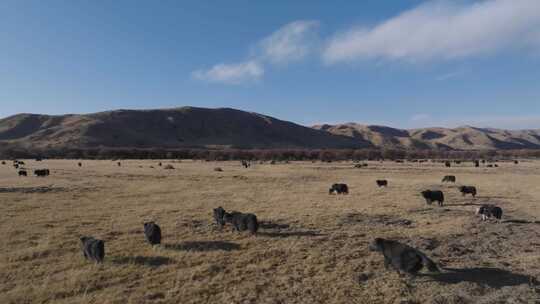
[459,186,477,198]
[441,175,456,183]
[474,160,480,167]
[421,190,444,206]
[13,164,19,169]
[395,160,404,163]
[158,162,162,166]
[1,161,5,165]
[329,183,349,195]
[454,160,461,164]
[17,161,25,165]
[476,205,503,221]
[213,207,227,228]
[117,162,121,167]
[369,238,439,275]
[445,161,451,167]
[34,169,50,177]
[270,160,276,165]
[241,160,250,168]
[18,170,27,177]
[376,180,388,187]
[487,164,494,168]
[514,160,519,164]
[143,222,162,246]
[494,164,499,167]
[224,212,259,234]
[214,167,223,172]
[78,162,82,167]
[80,236,105,263]
[35,157,42,161]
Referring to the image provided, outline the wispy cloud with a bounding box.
[410,113,432,122]
[193,20,318,84]
[323,0,540,64]
[192,60,264,85]
[257,20,320,64]
[435,69,466,81]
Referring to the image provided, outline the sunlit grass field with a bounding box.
[1,159,539,303]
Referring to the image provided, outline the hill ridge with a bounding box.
[1,107,540,151]
[0,107,367,150]
[313,123,540,150]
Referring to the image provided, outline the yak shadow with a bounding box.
[110,256,173,267]
[408,208,469,216]
[476,196,515,200]
[444,202,484,207]
[258,230,324,238]
[164,241,240,252]
[259,221,290,229]
[421,267,537,288]
[503,219,540,225]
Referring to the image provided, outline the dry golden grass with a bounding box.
[1,159,540,304]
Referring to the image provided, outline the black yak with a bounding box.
[376,180,388,187]
[459,186,477,198]
[476,205,503,221]
[421,190,444,206]
[80,236,105,263]
[224,212,259,235]
[143,222,162,246]
[369,238,439,276]
[329,183,349,195]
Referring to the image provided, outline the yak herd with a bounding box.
[11,160,49,177]
[329,171,503,275]
[3,158,508,277]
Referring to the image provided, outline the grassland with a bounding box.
[1,159,539,303]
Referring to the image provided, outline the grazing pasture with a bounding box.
[0,159,539,303]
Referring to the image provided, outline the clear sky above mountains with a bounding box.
[1,0,539,129]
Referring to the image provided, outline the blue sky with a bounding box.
[1,0,539,129]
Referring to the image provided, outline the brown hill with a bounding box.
[0,107,368,150]
[313,123,540,150]
[2,107,539,152]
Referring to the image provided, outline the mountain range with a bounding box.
[1,107,539,151]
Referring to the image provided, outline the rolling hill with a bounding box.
[0,107,368,150]
[313,123,540,150]
[1,107,540,151]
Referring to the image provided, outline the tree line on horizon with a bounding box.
[1,147,539,161]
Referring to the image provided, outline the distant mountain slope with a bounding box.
[0,107,368,150]
[313,123,540,150]
[2,107,540,151]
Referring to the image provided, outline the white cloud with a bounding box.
[192,60,264,85]
[193,20,318,84]
[435,68,468,81]
[257,20,319,64]
[323,0,540,64]
[410,113,431,122]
